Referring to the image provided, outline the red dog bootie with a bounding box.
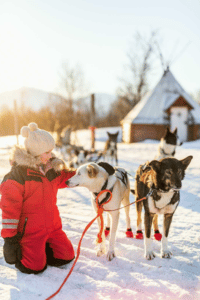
[135,230,143,239]
[104,227,110,237]
[126,228,134,238]
[154,230,162,241]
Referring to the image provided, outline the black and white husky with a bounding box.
[66,162,133,261]
[133,156,193,260]
[155,127,182,160]
[103,131,119,165]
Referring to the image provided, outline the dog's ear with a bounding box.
[148,160,161,172]
[163,127,169,138]
[107,131,111,137]
[166,127,170,133]
[98,162,115,175]
[180,156,193,170]
[87,164,99,178]
[173,128,177,135]
[114,131,119,137]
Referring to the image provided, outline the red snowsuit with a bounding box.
[0,146,75,273]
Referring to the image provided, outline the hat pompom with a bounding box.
[28,122,38,131]
[21,126,30,138]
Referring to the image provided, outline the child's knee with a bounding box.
[15,260,47,274]
[20,250,47,273]
[46,241,75,262]
[66,242,75,260]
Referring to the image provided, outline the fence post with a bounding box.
[90,94,96,151]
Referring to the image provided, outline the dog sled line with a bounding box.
[55,130,120,169]
[57,127,183,172]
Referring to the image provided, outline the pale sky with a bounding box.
[0,0,200,97]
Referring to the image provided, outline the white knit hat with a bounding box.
[20,122,55,156]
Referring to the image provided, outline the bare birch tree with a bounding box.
[117,30,160,108]
[59,62,87,110]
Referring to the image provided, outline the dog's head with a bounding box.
[66,162,114,193]
[148,156,193,192]
[159,127,183,157]
[163,127,178,145]
[107,131,119,143]
[70,149,89,167]
[162,127,182,146]
[106,131,119,155]
[76,150,89,165]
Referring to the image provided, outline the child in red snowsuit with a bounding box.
[1,122,75,274]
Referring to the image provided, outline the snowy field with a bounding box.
[0,127,200,300]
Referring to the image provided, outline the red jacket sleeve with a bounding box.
[1,180,24,238]
[57,170,76,189]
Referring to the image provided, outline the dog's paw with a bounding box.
[161,250,172,258]
[154,230,162,241]
[106,250,116,261]
[96,242,106,257]
[126,228,134,238]
[135,230,143,239]
[104,227,110,237]
[145,251,156,260]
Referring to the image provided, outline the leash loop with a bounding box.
[95,189,112,244]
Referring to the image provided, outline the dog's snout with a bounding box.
[172,177,182,189]
[176,181,182,189]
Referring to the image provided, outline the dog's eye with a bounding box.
[178,169,182,177]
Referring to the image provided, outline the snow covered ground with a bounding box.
[0,127,200,300]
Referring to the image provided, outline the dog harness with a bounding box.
[93,169,128,206]
[93,179,114,205]
[115,168,128,187]
[148,187,180,210]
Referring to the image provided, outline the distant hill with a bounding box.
[0,87,61,110]
[0,88,117,116]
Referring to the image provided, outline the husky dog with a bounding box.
[133,156,192,260]
[68,149,89,168]
[103,131,119,165]
[155,127,182,160]
[66,162,133,261]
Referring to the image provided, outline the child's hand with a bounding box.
[3,233,22,264]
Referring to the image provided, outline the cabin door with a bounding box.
[123,123,131,143]
[170,107,188,142]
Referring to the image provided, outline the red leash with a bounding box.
[104,196,146,212]
[46,190,146,300]
[45,189,112,300]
